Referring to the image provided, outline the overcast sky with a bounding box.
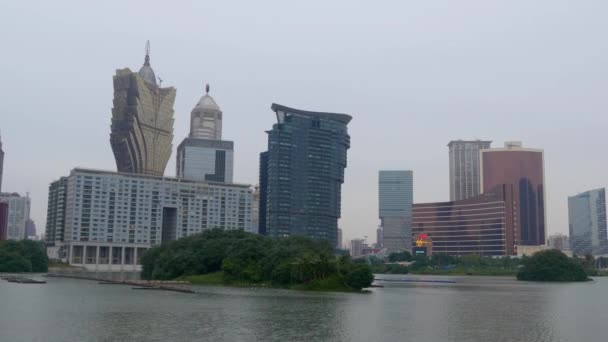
[1,0,607,243]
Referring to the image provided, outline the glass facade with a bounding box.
[481,146,545,246]
[568,188,608,256]
[379,170,413,251]
[413,185,516,256]
[176,138,234,183]
[259,104,351,248]
[448,140,491,201]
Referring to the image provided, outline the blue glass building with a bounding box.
[568,188,607,256]
[259,104,352,247]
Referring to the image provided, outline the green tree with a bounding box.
[517,249,589,282]
[345,264,374,290]
[0,249,32,272]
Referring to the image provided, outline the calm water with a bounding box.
[1,274,607,342]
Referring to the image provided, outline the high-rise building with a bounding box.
[0,202,8,241]
[481,142,546,246]
[110,41,176,177]
[337,228,343,249]
[413,185,517,256]
[568,188,607,256]
[379,170,413,252]
[25,219,36,238]
[176,86,234,183]
[259,103,352,248]
[47,168,253,270]
[0,134,4,192]
[249,185,260,234]
[0,192,30,240]
[350,238,365,257]
[448,140,492,201]
[258,152,269,235]
[45,177,68,247]
[376,226,383,249]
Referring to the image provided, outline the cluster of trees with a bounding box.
[141,229,374,291]
[364,251,523,274]
[0,240,48,273]
[517,249,590,281]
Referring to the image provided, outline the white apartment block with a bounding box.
[49,168,253,271]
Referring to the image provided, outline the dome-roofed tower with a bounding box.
[190,84,222,140]
[138,41,157,85]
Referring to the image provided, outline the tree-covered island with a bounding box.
[141,229,374,292]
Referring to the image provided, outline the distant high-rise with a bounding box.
[110,41,176,176]
[0,202,7,241]
[45,177,68,247]
[379,170,413,252]
[0,134,4,192]
[568,188,607,256]
[448,140,491,201]
[176,86,234,183]
[0,192,30,240]
[481,141,546,246]
[259,103,352,248]
[25,218,36,238]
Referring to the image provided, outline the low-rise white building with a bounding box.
[47,168,253,271]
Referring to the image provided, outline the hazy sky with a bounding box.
[1,0,607,243]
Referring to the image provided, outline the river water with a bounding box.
[0,274,606,342]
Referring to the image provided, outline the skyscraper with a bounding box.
[568,188,607,256]
[0,134,4,192]
[46,177,68,247]
[110,41,176,176]
[448,140,491,201]
[0,192,30,240]
[379,170,413,252]
[176,86,234,183]
[481,141,546,246]
[259,103,352,248]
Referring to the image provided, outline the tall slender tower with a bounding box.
[110,41,176,176]
[448,140,492,201]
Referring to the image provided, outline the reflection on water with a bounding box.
[0,275,605,342]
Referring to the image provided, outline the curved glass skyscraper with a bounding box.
[259,104,351,247]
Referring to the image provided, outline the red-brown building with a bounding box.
[481,142,545,247]
[413,185,516,256]
[0,202,8,241]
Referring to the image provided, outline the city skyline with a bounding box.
[2,1,608,242]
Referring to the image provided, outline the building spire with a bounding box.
[144,40,151,66]
[206,83,210,94]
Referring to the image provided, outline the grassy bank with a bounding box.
[181,271,358,292]
[410,267,517,276]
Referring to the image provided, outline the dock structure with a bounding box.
[45,274,194,293]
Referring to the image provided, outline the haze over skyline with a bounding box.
[1,0,607,242]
